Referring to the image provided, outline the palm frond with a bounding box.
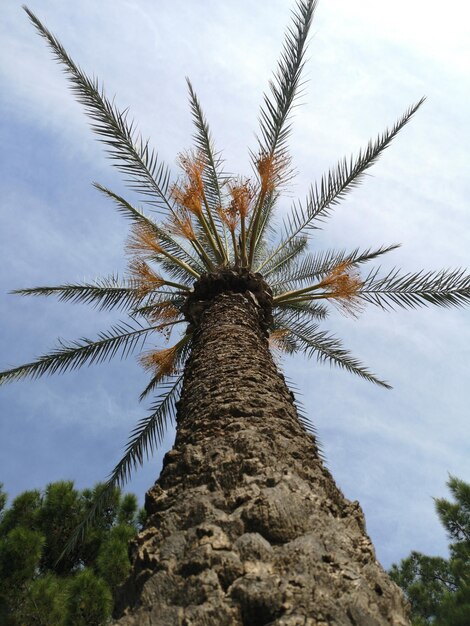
[117,375,183,482]
[271,248,341,292]
[274,300,329,325]
[271,244,400,293]
[256,0,317,161]
[128,259,190,297]
[24,7,173,212]
[258,235,309,277]
[257,99,424,273]
[186,78,227,216]
[93,182,159,230]
[0,322,156,384]
[59,482,118,562]
[126,217,204,279]
[251,191,280,253]
[286,321,391,388]
[293,100,425,226]
[249,191,284,271]
[60,375,182,558]
[12,276,147,312]
[359,267,470,310]
[247,0,316,265]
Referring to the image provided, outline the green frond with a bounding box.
[346,244,401,266]
[258,235,309,277]
[295,99,424,226]
[286,321,391,388]
[190,221,222,265]
[271,244,400,293]
[150,254,197,284]
[270,248,337,292]
[247,190,280,267]
[0,322,157,385]
[186,78,227,217]
[12,276,147,312]
[258,99,424,273]
[170,150,227,265]
[93,182,157,229]
[59,482,118,562]
[246,0,316,266]
[251,191,280,252]
[24,7,174,212]
[94,183,204,282]
[359,267,470,310]
[118,376,183,482]
[256,0,317,161]
[274,300,329,324]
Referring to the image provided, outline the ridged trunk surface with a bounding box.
[114,292,409,625]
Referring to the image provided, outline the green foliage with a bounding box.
[390,476,470,625]
[0,488,41,534]
[16,573,68,626]
[0,481,143,625]
[117,493,140,526]
[96,524,136,590]
[435,476,470,544]
[0,526,44,589]
[39,481,83,574]
[389,552,454,623]
[437,584,470,626]
[0,483,7,516]
[65,569,113,626]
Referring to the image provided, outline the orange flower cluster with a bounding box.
[230,181,252,219]
[128,259,165,296]
[318,262,364,316]
[168,210,196,241]
[140,344,179,381]
[127,224,163,258]
[171,151,205,217]
[147,300,180,326]
[256,152,290,195]
[218,180,253,231]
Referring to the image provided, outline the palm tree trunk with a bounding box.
[114,291,409,625]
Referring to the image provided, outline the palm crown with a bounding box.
[2,1,470,540]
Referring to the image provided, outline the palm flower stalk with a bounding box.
[2,3,470,622]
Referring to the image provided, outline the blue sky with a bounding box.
[1,0,470,570]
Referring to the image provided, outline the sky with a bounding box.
[1,0,469,571]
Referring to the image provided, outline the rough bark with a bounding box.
[114,291,410,625]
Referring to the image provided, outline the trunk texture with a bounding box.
[114,292,409,625]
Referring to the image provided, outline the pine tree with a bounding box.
[390,476,470,626]
[0,481,143,625]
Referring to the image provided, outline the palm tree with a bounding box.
[2,1,470,623]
